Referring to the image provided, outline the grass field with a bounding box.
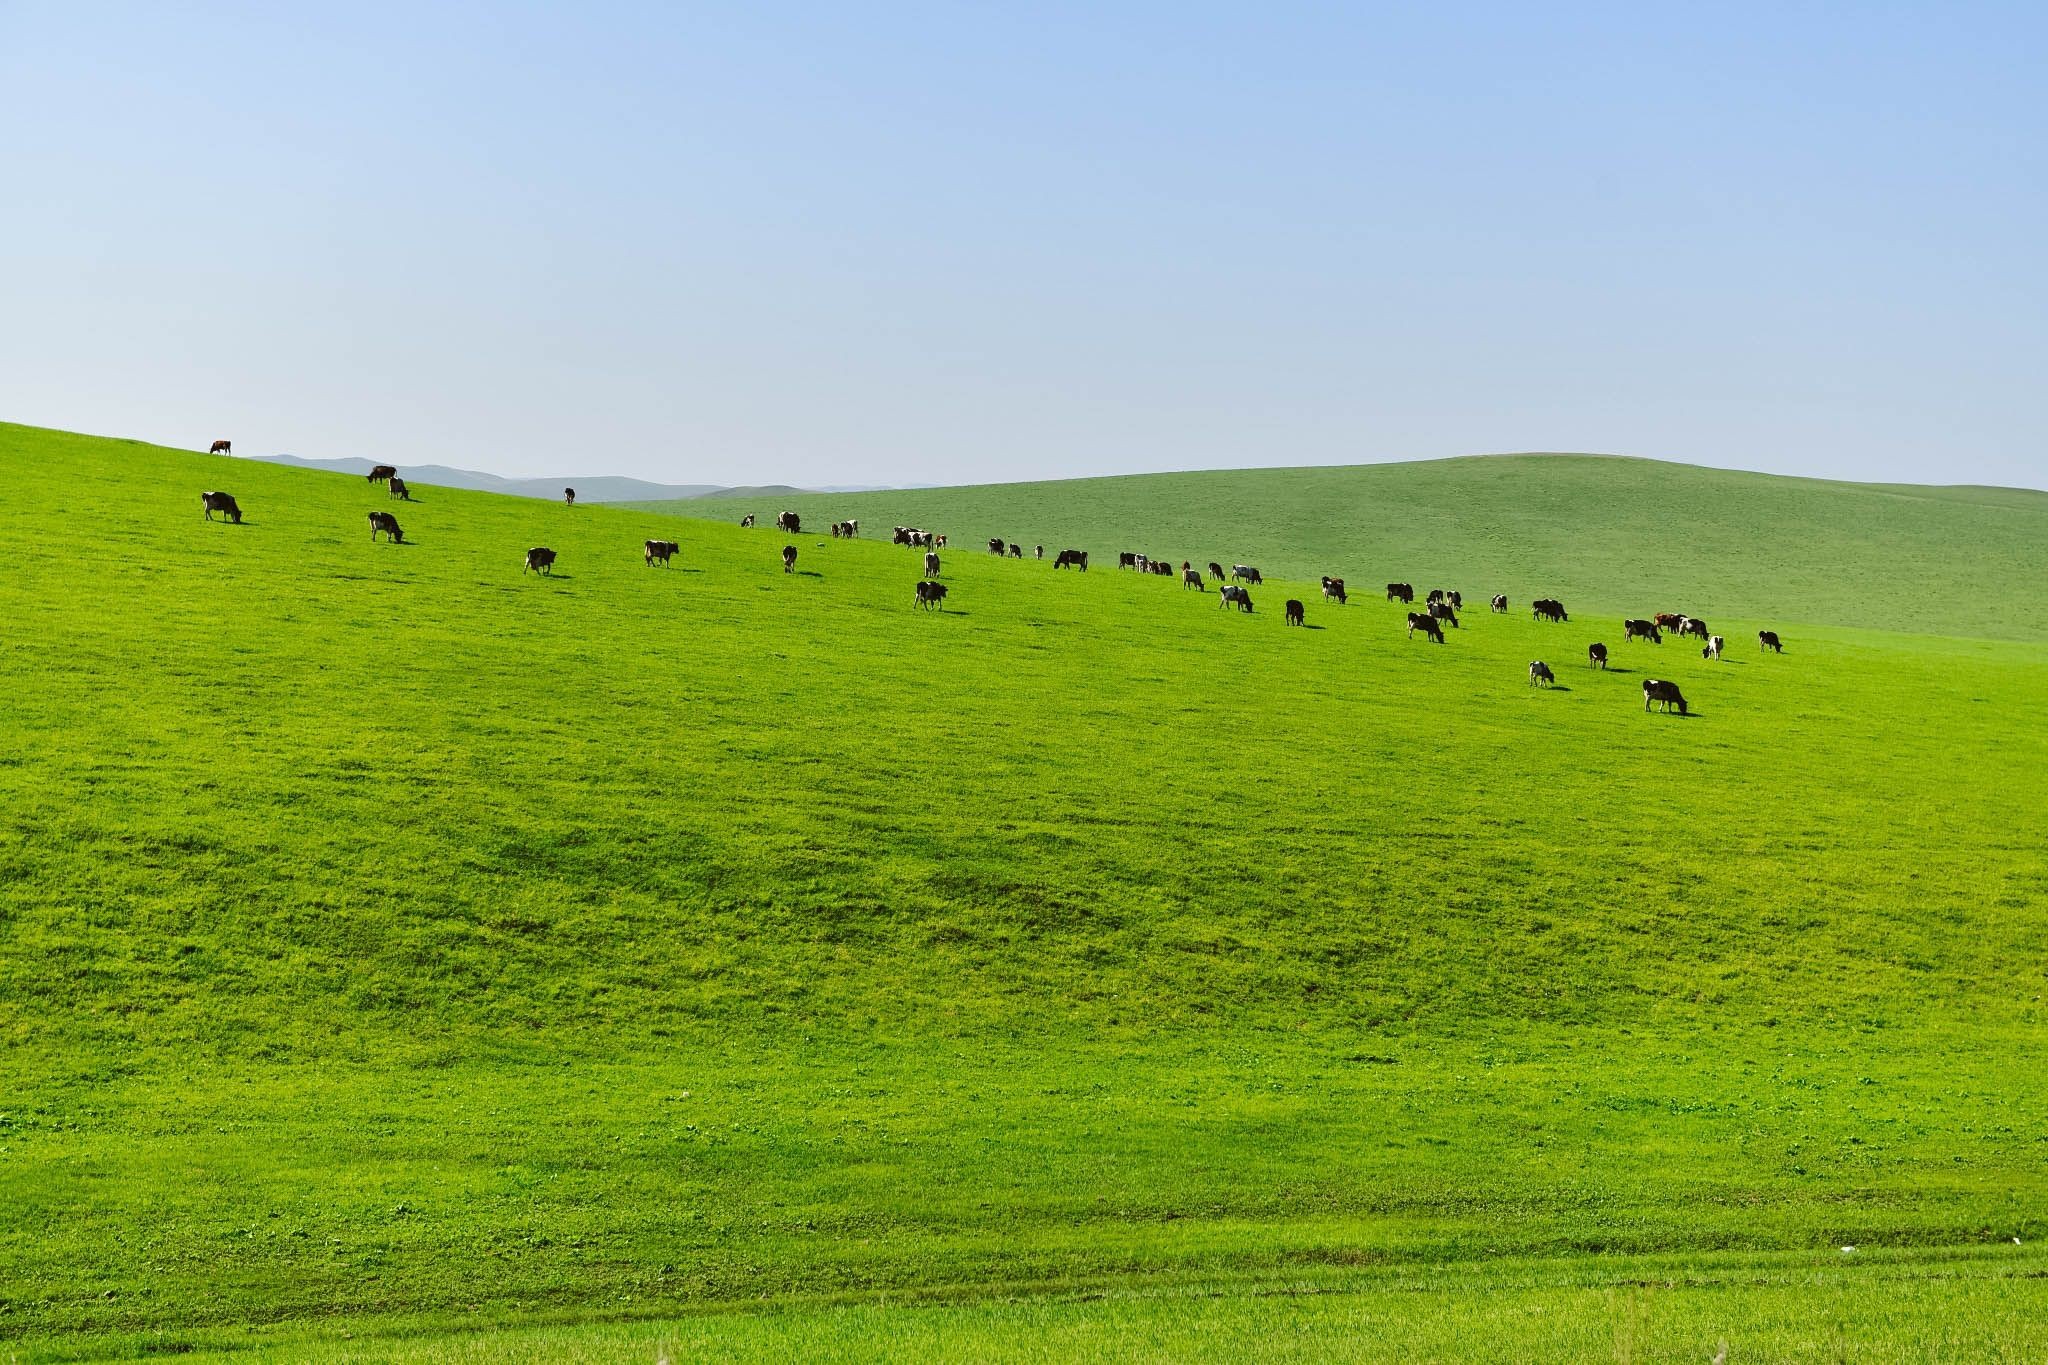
[3,420,2045,1360]
[640,456,2048,641]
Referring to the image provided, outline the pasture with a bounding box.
[2,421,2045,1358]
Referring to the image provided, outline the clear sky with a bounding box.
[3,3,2042,489]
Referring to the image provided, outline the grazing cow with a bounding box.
[1588,642,1608,669]
[1759,630,1783,653]
[1231,565,1262,585]
[644,539,678,566]
[776,511,800,534]
[201,491,242,523]
[828,519,858,538]
[1447,591,1463,610]
[990,538,1006,555]
[1386,582,1414,604]
[367,463,396,483]
[1208,561,1226,581]
[924,550,941,577]
[1529,660,1555,687]
[367,511,403,543]
[1035,545,1044,560]
[1407,611,1444,643]
[1284,599,1305,626]
[388,477,411,500]
[1322,576,1347,605]
[1532,598,1568,623]
[1643,678,1689,715]
[782,545,798,573]
[1680,617,1710,640]
[914,580,949,610]
[209,439,233,455]
[1054,549,1088,570]
[1491,594,1508,613]
[936,535,947,548]
[1426,589,1445,605]
[741,514,756,528]
[564,488,576,506]
[1183,567,1205,590]
[1010,543,1023,558]
[1703,634,1725,661]
[1654,613,1685,634]
[1624,618,1662,644]
[1218,584,1253,612]
[1151,559,1173,576]
[1429,600,1459,628]
[524,547,556,575]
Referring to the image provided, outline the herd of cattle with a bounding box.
[198,454,1786,717]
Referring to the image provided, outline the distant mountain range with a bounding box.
[252,454,894,502]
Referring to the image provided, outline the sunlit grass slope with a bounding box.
[2,420,2045,1356]
[648,455,2048,641]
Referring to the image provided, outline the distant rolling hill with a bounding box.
[644,455,2048,641]
[254,452,727,502]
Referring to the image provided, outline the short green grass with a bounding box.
[2,421,2045,1359]
[643,455,2048,640]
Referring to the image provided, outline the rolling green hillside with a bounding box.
[3,421,2046,1357]
[641,456,2048,641]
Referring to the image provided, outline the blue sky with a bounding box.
[2,3,2042,488]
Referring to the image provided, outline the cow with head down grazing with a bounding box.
[1643,678,1689,714]
[1529,660,1555,687]
[209,439,233,455]
[1321,576,1346,605]
[1759,630,1783,653]
[1407,611,1443,643]
[201,491,242,523]
[367,511,403,543]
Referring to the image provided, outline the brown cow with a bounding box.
[367,464,397,483]
[209,439,232,455]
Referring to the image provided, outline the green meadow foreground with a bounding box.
[3,422,2046,1359]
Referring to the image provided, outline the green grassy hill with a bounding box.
[641,456,2048,641]
[3,420,2046,1358]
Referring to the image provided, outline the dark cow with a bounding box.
[990,538,1007,555]
[1386,582,1414,604]
[367,463,396,483]
[1218,584,1253,613]
[564,487,576,506]
[1284,599,1305,626]
[1624,619,1662,644]
[367,511,403,543]
[209,439,233,455]
[1447,591,1462,610]
[1207,562,1225,581]
[1529,660,1555,687]
[1407,611,1443,643]
[1643,678,1689,715]
[1322,576,1347,605]
[388,477,411,500]
[1183,567,1205,590]
[1588,642,1608,669]
[776,511,800,534]
[1054,549,1088,570]
[524,547,556,575]
[1426,589,1445,605]
[1679,616,1710,640]
[1532,598,1568,623]
[644,539,678,566]
[1231,565,1262,585]
[1429,601,1459,628]
[201,491,242,523]
[1151,559,1173,576]
[914,579,949,610]
[1759,630,1783,653]
[1035,545,1044,560]
[829,519,858,538]
[924,550,941,577]
[782,545,798,573]
[1491,594,1508,613]
[1118,551,1138,570]
[1010,543,1023,558]
[740,514,756,528]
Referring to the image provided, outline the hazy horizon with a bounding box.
[3,5,2043,491]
